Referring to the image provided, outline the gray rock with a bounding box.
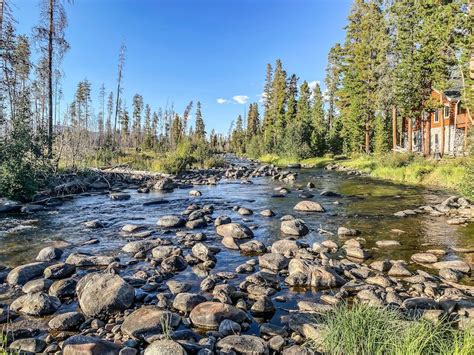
[192,243,213,262]
[337,227,360,236]
[48,311,85,331]
[7,262,49,285]
[157,215,186,228]
[49,278,77,298]
[121,306,180,340]
[219,319,241,336]
[293,200,325,212]
[251,296,275,314]
[259,253,289,272]
[189,301,248,329]
[63,335,122,355]
[123,239,164,253]
[239,240,266,254]
[76,272,134,317]
[44,263,75,279]
[432,260,471,274]
[144,340,186,355]
[260,209,275,217]
[65,253,116,266]
[152,245,181,259]
[36,246,63,261]
[110,193,131,201]
[217,335,268,354]
[167,280,191,294]
[10,291,61,316]
[9,338,46,353]
[216,223,253,239]
[173,293,206,313]
[22,278,53,293]
[0,198,22,213]
[286,259,345,288]
[153,178,176,191]
[411,253,438,264]
[161,255,187,272]
[214,215,231,226]
[271,240,300,256]
[280,219,309,236]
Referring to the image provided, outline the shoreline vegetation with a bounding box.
[257,153,474,200]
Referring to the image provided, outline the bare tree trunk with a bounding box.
[408,118,413,152]
[425,116,431,156]
[392,106,397,150]
[365,121,370,154]
[47,0,54,158]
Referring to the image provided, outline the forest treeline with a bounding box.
[0,0,473,201]
[229,0,473,159]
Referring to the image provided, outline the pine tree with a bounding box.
[270,59,287,149]
[143,104,153,149]
[246,103,260,138]
[194,101,205,141]
[340,0,389,154]
[285,74,298,126]
[119,101,129,147]
[262,63,273,147]
[132,94,143,149]
[325,43,344,153]
[311,82,326,155]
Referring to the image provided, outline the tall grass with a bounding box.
[308,303,474,355]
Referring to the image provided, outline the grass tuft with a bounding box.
[308,303,474,355]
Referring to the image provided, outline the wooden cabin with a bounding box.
[400,87,472,156]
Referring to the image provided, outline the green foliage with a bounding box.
[309,303,474,355]
[0,90,52,201]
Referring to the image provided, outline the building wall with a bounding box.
[430,125,464,155]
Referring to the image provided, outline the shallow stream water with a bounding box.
[1,167,473,332]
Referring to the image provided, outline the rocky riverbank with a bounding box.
[0,162,473,354]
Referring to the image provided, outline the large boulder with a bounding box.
[9,338,46,353]
[10,292,61,316]
[285,259,345,288]
[293,201,325,212]
[217,335,268,354]
[62,335,122,355]
[189,301,248,329]
[76,272,134,317]
[7,262,49,285]
[144,340,187,355]
[121,306,180,340]
[216,223,254,239]
[280,219,309,236]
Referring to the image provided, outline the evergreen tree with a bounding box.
[270,59,287,149]
[310,82,326,155]
[143,103,153,148]
[246,103,260,138]
[340,0,389,154]
[119,101,129,146]
[285,74,298,126]
[194,101,205,141]
[132,94,143,149]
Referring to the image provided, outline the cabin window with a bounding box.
[434,110,439,123]
[444,105,450,118]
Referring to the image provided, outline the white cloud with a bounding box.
[257,92,267,104]
[308,80,320,91]
[216,98,228,104]
[232,95,249,104]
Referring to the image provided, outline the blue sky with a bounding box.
[14,0,351,134]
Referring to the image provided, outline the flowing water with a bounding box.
[1,167,473,331]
